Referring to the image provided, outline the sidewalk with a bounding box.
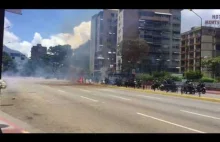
[0,109,41,133]
[206,90,220,95]
[0,112,28,133]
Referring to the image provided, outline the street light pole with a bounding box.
[190,9,202,73]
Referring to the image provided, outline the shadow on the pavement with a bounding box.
[0,124,9,129]
[0,104,14,107]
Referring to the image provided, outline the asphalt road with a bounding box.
[1,77,220,133]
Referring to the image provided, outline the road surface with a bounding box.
[1,77,220,133]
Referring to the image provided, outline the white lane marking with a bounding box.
[80,96,98,102]
[99,88,162,100]
[142,95,162,100]
[111,95,131,101]
[58,89,66,93]
[80,89,92,93]
[181,110,220,120]
[137,112,205,133]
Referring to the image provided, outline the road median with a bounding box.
[98,84,220,103]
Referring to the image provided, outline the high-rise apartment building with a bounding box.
[116,9,182,73]
[31,44,47,61]
[180,26,220,73]
[90,9,118,78]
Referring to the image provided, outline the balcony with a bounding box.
[173,27,180,32]
[173,34,181,39]
[144,32,153,36]
[138,26,154,30]
[154,26,162,31]
[172,19,180,23]
[195,42,201,45]
[152,34,162,38]
[153,41,162,45]
[173,51,180,54]
[189,42,194,46]
[189,35,194,39]
[161,40,170,45]
[161,26,171,31]
[173,41,180,46]
[145,38,153,43]
[189,56,194,59]
[161,34,170,38]
[172,48,180,52]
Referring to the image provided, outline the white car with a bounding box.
[0,79,7,89]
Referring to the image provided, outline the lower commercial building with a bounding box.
[180,26,220,73]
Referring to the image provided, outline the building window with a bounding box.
[111,13,114,17]
[139,11,154,17]
[216,45,220,51]
[173,16,180,21]
[100,37,103,45]
[173,31,180,34]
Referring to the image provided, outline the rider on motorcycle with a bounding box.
[198,81,205,88]
[197,81,206,94]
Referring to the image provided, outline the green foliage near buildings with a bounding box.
[119,38,150,73]
[2,52,17,73]
[184,70,203,81]
[136,71,182,82]
[21,44,73,78]
[202,57,220,78]
[136,73,154,81]
[200,77,215,83]
[169,76,182,81]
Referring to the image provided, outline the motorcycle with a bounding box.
[196,86,206,94]
[181,83,196,95]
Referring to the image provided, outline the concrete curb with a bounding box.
[0,110,42,133]
[98,85,220,103]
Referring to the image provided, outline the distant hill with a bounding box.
[3,45,23,55]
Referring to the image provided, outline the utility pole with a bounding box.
[189,9,202,73]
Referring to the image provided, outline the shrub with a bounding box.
[200,77,215,83]
[169,76,182,81]
[152,71,170,78]
[136,73,154,81]
[184,70,203,81]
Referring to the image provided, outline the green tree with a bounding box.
[2,52,17,73]
[202,57,220,78]
[119,38,150,73]
[48,44,73,77]
[136,73,154,82]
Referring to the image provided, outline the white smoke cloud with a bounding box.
[4,17,91,57]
